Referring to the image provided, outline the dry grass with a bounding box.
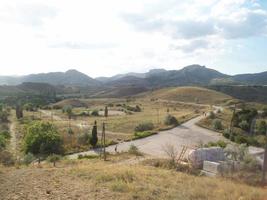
[0,158,266,200]
[140,86,232,105]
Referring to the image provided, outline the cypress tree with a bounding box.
[90,121,98,148]
[104,106,108,118]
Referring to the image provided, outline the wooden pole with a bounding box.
[103,122,106,161]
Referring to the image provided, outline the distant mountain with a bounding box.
[1,65,267,89]
[100,65,228,88]
[0,69,100,87]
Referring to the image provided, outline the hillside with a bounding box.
[0,159,265,200]
[140,87,232,104]
[207,85,267,103]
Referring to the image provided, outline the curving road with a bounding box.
[68,112,227,159]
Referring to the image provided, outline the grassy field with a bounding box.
[17,98,208,154]
[138,86,233,105]
[0,156,266,200]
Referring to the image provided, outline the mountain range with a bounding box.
[0,65,267,88]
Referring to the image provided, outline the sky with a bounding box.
[0,0,266,77]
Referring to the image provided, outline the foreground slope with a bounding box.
[0,160,266,200]
[140,86,232,104]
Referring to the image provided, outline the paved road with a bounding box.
[68,113,227,159]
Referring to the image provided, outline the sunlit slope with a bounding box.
[140,86,232,104]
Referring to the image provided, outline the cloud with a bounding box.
[49,42,118,50]
[0,2,57,27]
[171,39,210,53]
[217,9,267,38]
[122,0,267,40]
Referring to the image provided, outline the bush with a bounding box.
[205,140,227,149]
[223,129,230,139]
[90,121,98,148]
[24,122,63,156]
[257,120,266,135]
[128,144,142,156]
[0,150,15,166]
[209,111,216,119]
[239,120,250,131]
[164,115,179,126]
[78,154,99,159]
[77,132,91,146]
[134,122,154,132]
[46,154,61,167]
[0,135,7,151]
[91,110,99,116]
[0,131,10,139]
[134,131,156,139]
[23,153,35,166]
[234,134,248,144]
[212,119,223,130]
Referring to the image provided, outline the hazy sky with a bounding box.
[0,0,266,77]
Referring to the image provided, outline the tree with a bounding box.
[46,154,61,167]
[164,114,179,126]
[90,121,98,148]
[24,122,62,157]
[104,106,108,118]
[257,120,267,135]
[16,105,23,119]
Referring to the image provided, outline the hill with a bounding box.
[139,87,232,104]
[207,85,267,103]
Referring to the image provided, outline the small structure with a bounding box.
[188,147,225,169]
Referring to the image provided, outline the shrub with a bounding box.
[23,153,35,166]
[78,154,99,159]
[46,154,61,167]
[77,132,91,146]
[128,144,142,156]
[212,119,223,130]
[0,131,10,139]
[209,111,216,119]
[0,135,7,150]
[234,134,248,144]
[134,122,154,132]
[91,110,99,116]
[24,121,63,156]
[164,115,179,126]
[257,120,266,135]
[0,150,15,166]
[134,131,156,139]
[205,140,227,149]
[223,129,230,139]
[239,120,250,131]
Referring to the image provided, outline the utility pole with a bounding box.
[230,104,236,137]
[102,122,106,161]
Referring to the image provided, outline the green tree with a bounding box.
[46,154,61,167]
[257,120,267,135]
[24,122,62,156]
[90,121,98,148]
